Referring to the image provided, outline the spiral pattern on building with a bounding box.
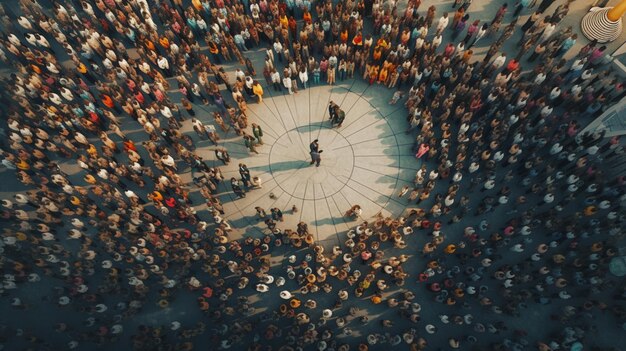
[581,7,623,43]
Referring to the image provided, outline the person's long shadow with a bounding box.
[293,121,329,132]
[248,159,311,173]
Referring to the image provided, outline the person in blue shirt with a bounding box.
[553,34,577,58]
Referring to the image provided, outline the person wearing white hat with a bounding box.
[317,341,327,350]
[256,284,269,292]
[69,229,82,239]
[322,309,332,319]
[367,334,377,344]
[425,324,437,334]
[390,335,402,345]
[279,291,293,299]
[276,276,286,286]
[338,290,349,300]
[343,253,352,263]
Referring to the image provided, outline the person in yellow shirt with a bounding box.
[252,81,264,103]
[15,159,30,171]
[76,61,96,83]
[192,0,203,11]
[279,14,288,29]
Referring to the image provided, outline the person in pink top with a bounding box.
[416,143,430,159]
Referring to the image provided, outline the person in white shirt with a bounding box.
[273,40,284,62]
[534,72,546,85]
[17,16,33,30]
[299,67,308,89]
[539,23,556,43]
[35,34,50,48]
[60,87,74,101]
[49,93,62,105]
[436,13,449,32]
[157,56,171,76]
[118,58,130,73]
[82,1,96,18]
[283,75,293,94]
[235,68,245,82]
[102,58,114,70]
[549,87,561,101]
[271,69,281,91]
[161,155,176,170]
[431,33,442,50]
[492,53,506,70]
[24,33,38,46]
[105,49,117,62]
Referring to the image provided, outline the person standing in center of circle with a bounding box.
[310,140,321,166]
[310,139,319,153]
[310,149,323,167]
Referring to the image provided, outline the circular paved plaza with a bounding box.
[215,83,418,243]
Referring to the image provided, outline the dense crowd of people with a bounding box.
[0,0,625,350]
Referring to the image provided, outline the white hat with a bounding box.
[276,277,286,286]
[322,309,332,319]
[279,290,293,299]
[317,341,327,351]
[288,255,297,263]
[367,334,377,344]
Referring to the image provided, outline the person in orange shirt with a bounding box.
[208,41,220,64]
[368,64,379,85]
[149,191,164,205]
[144,38,156,53]
[288,16,297,40]
[340,29,348,43]
[159,36,170,51]
[372,45,383,62]
[31,64,42,74]
[76,61,96,83]
[192,0,203,11]
[302,9,312,24]
[378,65,388,84]
[100,94,120,113]
[352,32,363,46]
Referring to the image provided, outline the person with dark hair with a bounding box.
[310,149,323,166]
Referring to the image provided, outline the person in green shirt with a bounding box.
[252,123,264,145]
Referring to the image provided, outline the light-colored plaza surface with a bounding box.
[212,81,418,244]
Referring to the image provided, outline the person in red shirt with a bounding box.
[505,59,520,74]
[134,90,145,105]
